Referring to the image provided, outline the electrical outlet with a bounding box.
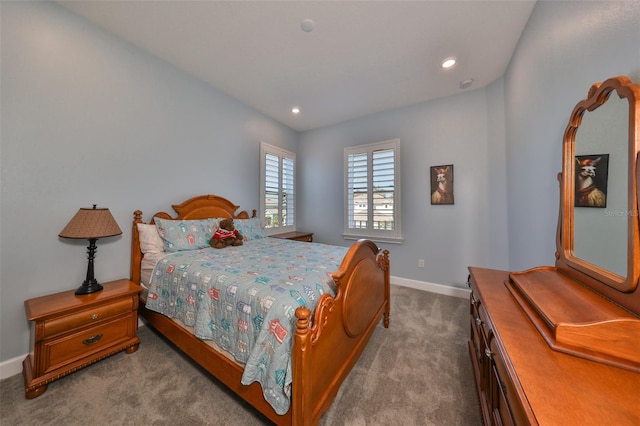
[418,259,425,268]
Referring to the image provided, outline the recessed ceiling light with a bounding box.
[291,107,300,115]
[441,58,456,69]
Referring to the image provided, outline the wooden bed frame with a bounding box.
[130,194,390,425]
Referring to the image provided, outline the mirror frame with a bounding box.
[557,76,640,300]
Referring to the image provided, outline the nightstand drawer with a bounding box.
[43,298,133,338]
[42,316,134,374]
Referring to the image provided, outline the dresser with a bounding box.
[467,267,639,425]
[467,77,640,426]
[22,279,141,398]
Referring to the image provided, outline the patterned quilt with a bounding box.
[145,237,348,415]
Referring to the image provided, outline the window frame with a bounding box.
[260,141,296,235]
[343,138,402,244]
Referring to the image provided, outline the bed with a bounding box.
[130,194,390,425]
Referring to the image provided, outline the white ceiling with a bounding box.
[58,1,536,132]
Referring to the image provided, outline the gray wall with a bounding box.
[2,0,639,366]
[298,0,640,287]
[504,0,640,271]
[297,85,506,286]
[0,2,298,362]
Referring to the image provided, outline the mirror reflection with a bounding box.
[573,94,628,277]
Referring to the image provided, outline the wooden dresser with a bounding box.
[468,267,639,425]
[467,77,640,426]
[22,279,141,398]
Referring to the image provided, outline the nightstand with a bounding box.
[271,231,314,242]
[22,279,141,399]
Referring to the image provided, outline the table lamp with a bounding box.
[59,205,122,295]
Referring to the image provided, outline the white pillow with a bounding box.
[137,223,165,255]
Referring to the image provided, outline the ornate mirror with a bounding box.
[557,76,640,305]
[507,76,640,372]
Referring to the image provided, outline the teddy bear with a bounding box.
[210,218,243,249]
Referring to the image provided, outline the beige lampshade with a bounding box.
[59,205,122,239]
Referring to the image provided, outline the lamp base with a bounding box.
[75,239,103,295]
[75,280,103,295]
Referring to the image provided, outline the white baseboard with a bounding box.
[391,275,470,299]
[0,355,25,381]
[1,279,466,380]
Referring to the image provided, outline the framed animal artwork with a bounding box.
[430,164,454,205]
[575,154,609,208]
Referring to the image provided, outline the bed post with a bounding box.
[130,210,143,285]
[381,249,390,328]
[292,306,312,426]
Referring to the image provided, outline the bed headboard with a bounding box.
[130,194,256,284]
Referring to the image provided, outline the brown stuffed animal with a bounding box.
[210,218,243,249]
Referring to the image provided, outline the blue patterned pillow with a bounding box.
[234,217,267,240]
[154,218,216,252]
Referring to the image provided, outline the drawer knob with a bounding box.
[475,317,483,326]
[82,334,103,346]
[485,347,494,359]
[91,314,99,320]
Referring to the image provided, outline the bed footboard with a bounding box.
[291,239,390,425]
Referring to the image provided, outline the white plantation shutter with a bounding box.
[282,156,295,226]
[264,153,280,226]
[347,152,368,229]
[344,139,402,243]
[260,142,295,233]
[372,148,395,230]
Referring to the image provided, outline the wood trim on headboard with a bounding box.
[130,194,257,285]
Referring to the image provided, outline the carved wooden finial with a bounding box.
[295,306,311,320]
[295,306,311,333]
[378,249,390,271]
[133,210,143,223]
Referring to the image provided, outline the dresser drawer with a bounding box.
[469,293,483,360]
[491,339,527,425]
[477,303,491,338]
[41,316,135,374]
[491,362,515,426]
[470,282,491,339]
[42,298,133,338]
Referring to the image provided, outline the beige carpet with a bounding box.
[0,285,481,425]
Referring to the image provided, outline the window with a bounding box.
[260,142,295,234]
[344,139,402,243]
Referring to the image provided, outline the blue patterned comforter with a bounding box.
[145,237,347,415]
